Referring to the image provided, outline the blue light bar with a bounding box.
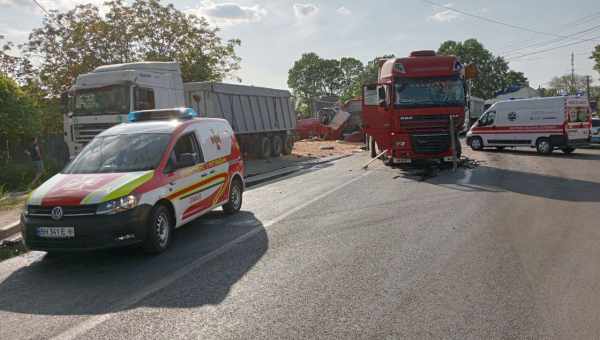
[128,107,198,122]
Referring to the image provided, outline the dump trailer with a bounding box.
[63,62,296,159]
[184,82,296,158]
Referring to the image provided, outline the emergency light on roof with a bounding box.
[128,107,198,122]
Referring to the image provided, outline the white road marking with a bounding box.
[52,171,371,340]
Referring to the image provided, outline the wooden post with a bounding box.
[449,116,457,172]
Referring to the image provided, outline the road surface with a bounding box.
[1,145,600,339]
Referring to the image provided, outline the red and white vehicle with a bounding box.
[22,108,245,253]
[467,96,591,154]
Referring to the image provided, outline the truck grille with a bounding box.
[411,133,450,154]
[400,115,451,129]
[28,205,98,217]
[74,123,117,143]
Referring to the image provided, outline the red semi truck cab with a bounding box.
[362,50,474,164]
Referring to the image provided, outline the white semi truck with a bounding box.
[64,62,296,159]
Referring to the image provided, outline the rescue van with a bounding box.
[22,108,245,253]
[467,96,591,154]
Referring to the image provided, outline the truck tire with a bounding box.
[143,204,173,254]
[282,135,294,155]
[258,136,272,159]
[536,138,552,155]
[271,135,283,157]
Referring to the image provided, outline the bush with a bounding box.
[0,162,36,191]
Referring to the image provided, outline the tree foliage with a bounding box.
[288,53,365,116]
[592,45,600,76]
[0,74,41,148]
[24,0,241,96]
[437,39,528,99]
[548,74,589,95]
[0,37,35,85]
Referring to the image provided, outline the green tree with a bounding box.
[548,74,589,95]
[0,74,41,158]
[24,0,241,96]
[438,39,528,99]
[0,37,35,85]
[592,45,600,75]
[288,53,365,115]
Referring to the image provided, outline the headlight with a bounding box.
[96,195,138,215]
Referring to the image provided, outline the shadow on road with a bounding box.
[482,148,600,161]
[0,211,268,316]
[430,165,600,202]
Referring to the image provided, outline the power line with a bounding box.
[499,11,600,51]
[31,0,51,16]
[502,23,600,57]
[507,34,600,61]
[421,0,568,38]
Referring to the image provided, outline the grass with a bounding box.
[0,193,28,211]
[0,240,27,262]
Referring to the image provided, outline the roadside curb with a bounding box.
[0,220,21,242]
[245,153,355,187]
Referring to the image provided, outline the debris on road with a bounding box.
[293,140,364,158]
[0,239,26,262]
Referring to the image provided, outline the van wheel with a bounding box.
[561,147,575,154]
[282,136,294,155]
[470,137,483,151]
[536,138,552,154]
[258,136,271,159]
[271,135,283,157]
[143,205,173,254]
[223,178,243,215]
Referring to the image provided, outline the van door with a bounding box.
[164,131,210,224]
[473,110,496,146]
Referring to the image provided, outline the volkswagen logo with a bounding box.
[51,206,63,221]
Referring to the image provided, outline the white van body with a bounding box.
[467,96,591,154]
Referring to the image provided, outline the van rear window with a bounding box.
[592,119,600,127]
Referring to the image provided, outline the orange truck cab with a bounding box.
[362,50,474,164]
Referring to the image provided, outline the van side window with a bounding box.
[134,87,155,110]
[169,132,203,170]
[479,111,495,127]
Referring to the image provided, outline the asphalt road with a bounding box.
[1,145,600,339]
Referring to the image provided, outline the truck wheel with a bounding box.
[271,135,283,157]
[536,138,552,154]
[223,178,243,215]
[143,204,173,254]
[282,136,294,155]
[561,147,575,154]
[470,136,483,151]
[258,136,272,159]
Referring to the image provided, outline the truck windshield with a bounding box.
[394,77,465,107]
[72,85,130,115]
[63,133,170,174]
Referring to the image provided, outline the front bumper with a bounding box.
[22,205,152,251]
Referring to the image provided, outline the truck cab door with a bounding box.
[362,84,391,132]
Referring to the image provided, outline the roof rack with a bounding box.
[128,107,198,122]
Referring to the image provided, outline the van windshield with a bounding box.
[63,133,171,174]
[568,107,590,123]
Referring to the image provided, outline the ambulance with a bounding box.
[467,96,591,154]
[22,108,245,253]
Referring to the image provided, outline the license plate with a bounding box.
[37,227,75,239]
[393,158,412,164]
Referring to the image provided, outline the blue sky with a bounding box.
[1,0,599,90]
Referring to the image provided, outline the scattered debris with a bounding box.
[0,239,27,262]
[320,145,334,150]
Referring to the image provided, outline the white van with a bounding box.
[467,96,591,154]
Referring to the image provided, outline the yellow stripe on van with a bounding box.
[100,171,154,202]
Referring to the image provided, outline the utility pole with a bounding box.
[571,52,575,95]
[586,75,591,99]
